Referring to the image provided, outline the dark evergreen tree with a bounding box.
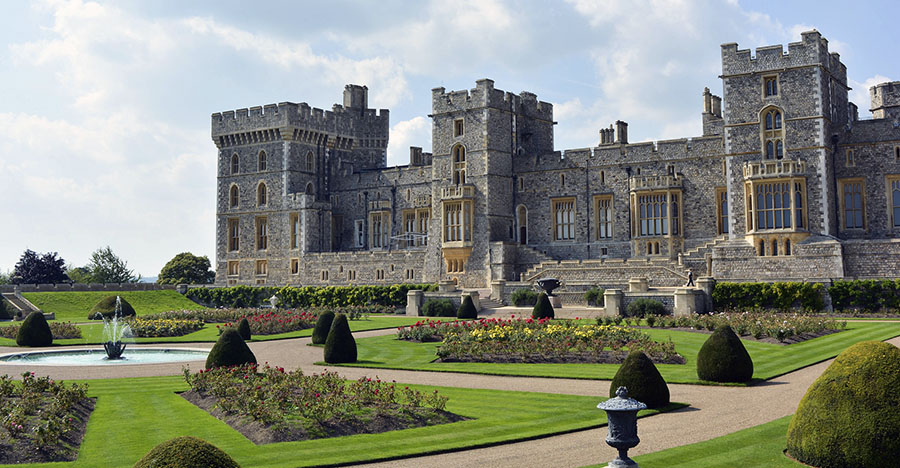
[157,252,215,285]
[16,311,53,347]
[311,311,335,345]
[696,325,754,383]
[609,350,670,408]
[205,328,257,369]
[532,292,555,319]
[323,313,357,363]
[237,317,251,341]
[457,295,478,319]
[12,250,69,284]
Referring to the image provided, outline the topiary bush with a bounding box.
[0,299,12,320]
[133,436,240,468]
[16,311,53,347]
[311,311,335,345]
[236,317,251,341]
[712,281,825,311]
[88,295,136,320]
[422,299,455,317]
[323,313,357,363]
[510,288,538,307]
[695,325,753,383]
[532,292,554,319]
[609,350,670,409]
[625,298,666,317]
[786,341,900,468]
[457,295,477,319]
[205,328,257,369]
[584,287,605,307]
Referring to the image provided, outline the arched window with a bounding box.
[452,145,466,185]
[771,239,778,256]
[258,151,267,171]
[758,239,766,256]
[306,152,314,172]
[305,182,314,195]
[231,154,239,174]
[560,174,566,186]
[784,238,791,255]
[229,185,239,208]
[257,182,267,206]
[762,108,784,160]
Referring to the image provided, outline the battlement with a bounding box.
[431,79,553,121]
[721,30,846,84]
[870,81,900,119]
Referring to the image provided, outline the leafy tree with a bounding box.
[12,250,69,284]
[86,246,139,284]
[157,252,215,285]
[0,269,10,285]
[66,266,92,284]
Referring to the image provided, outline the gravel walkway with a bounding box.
[1,327,895,468]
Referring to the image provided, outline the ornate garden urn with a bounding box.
[536,277,561,296]
[597,386,647,468]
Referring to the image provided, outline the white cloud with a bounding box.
[387,116,431,166]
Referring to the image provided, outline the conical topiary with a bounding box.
[532,292,554,319]
[323,313,356,363]
[16,311,53,347]
[237,317,251,341]
[133,436,241,468]
[609,350,670,408]
[311,311,335,345]
[457,295,478,319]
[786,341,900,468]
[0,299,12,320]
[696,325,753,383]
[205,328,257,369]
[89,296,136,320]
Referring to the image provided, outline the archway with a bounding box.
[516,205,528,244]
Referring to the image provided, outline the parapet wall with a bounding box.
[211,100,389,138]
[431,79,553,122]
[721,30,846,85]
[0,283,178,293]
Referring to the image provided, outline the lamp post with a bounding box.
[597,386,647,468]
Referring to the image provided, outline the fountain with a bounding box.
[101,296,132,360]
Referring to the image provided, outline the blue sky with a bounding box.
[1,0,898,278]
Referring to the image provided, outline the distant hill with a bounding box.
[139,276,158,283]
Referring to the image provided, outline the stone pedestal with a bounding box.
[406,290,424,316]
[462,291,480,310]
[697,276,716,313]
[604,289,624,316]
[673,288,703,316]
[490,280,506,303]
[438,280,457,293]
[628,277,649,293]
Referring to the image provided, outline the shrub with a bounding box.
[829,279,900,312]
[323,313,357,363]
[133,436,240,468]
[625,298,666,317]
[88,295,136,320]
[457,295,477,319]
[712,282,824,311]
[16,312,53,347]
[205,328,256,369]
[0,299,11,320]
[237,317,251,341]
[186,284,438,308]
[510,288,538,307]
[532,293,554,319]
[786,341,900,468]
[422,299,455,317]
[610,350,670,409]
[584,287,605,307]
[695,325,753,383]
[311,311,335,345]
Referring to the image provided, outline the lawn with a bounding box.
[584,416,802,468]
[329,321,900,384]
[22,290,204,322]
[0,375,678,468]
[0,316,421,347]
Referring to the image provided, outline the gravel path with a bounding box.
[1,326,895,468]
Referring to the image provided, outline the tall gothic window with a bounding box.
[227,219,239,251]
[231,154,239,174]
[889,177,900,228]
[839,179,865,229]
[552,197,576,241]
[452,145,466,185]
[306,152,315,172]
[636,192,681,236]
[257,182,267,206]
[595,195,613,239]
[715,187,729,234]
[258,151,267,171]
[229,185,239,208]
[255,217,268,250]
[762,108,784,160]
[745,179,806,231]
[290,213,301,249]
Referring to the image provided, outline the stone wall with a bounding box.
[0,283,177,293]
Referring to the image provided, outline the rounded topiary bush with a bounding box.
[311,311,335,345]
[16,311,53,347]
[0,299,12,320]
[133,436,240,468]
[532,292,554,319]
[786,341,900,468]
[457,295,477,319]
[510,289,538,307]
[205,328,257,369]
[625,298,666,317]
[236,317,251,341]
[324,313,357,363]
[584,287,605,307]
[88,296,136,320]
[610,350,670,409]
[422,299,455,317]
[696,325,753,383]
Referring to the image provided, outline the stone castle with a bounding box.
[212,30,900,291]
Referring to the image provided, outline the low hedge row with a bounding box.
[187,284,437,309]
[828,279,900,312]
[712,282,825,311]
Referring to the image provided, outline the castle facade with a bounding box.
[212,30,900,289]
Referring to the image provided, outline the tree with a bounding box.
[157,252,215,285]
[86,246,139,284]
[66,266,92,284]
[12,250,69,284]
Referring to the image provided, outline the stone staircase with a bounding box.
[683,235,728,260]
[1,292,45,320]
[521,257,689,288]
[479,298,504,310]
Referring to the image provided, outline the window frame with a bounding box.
[231,154,240,175]
[227,260,239,277]
[369,210,391,249]
[255,259,267,276]
[761,107,784,160]
[258,151,267,172]
[255,216,268,250]
[631,191,682,238]
[593,194,613,240]
[227,218,240,252]
[886,175,900,230]
[229,185,240,209]
[763,75,778,97]
[257,182,267,207]
[452,144,466,185]
[454,118,464,137]
[715,187,729,235]
[290,213,301,249]
[838,178,866,230]
[744,178,807,233]
[354,219,365,248]
[552,197,577,241]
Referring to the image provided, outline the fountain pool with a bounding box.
[0,348,209,366]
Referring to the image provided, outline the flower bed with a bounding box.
[126,318,205,338]
[0,321,81,340]
[181,364,462,443]
[646,311,845,342]
[0,373,93,464]
[399,318,683,364]
[218,310,318,336]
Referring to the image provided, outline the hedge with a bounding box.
[711,282,824,311]
[187,284,438,309]
[828,279,900,312]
